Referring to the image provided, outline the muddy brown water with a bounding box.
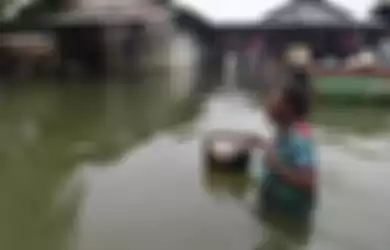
[0,76,389,250]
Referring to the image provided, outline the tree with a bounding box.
[0,0,12,18]
[1,0,64,21]
[35,0,64,13]
[16,0,64,21]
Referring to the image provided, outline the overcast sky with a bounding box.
[2,0,380,22]
[173,0,379,23]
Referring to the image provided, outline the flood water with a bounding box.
[0,73,390,250]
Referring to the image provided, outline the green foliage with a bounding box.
[0,0,11,18]
[0,0,63,22]
[18,0,63,19]
[40,0,63,12]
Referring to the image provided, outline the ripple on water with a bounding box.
[313,128,390,250]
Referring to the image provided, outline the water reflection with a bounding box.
[203,170,313,250]
[202,170,253,200]
[257,222,311,250]
[0,74,204,250]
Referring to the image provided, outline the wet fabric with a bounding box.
[261,121,317,216]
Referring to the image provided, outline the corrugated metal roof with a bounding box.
[260,1,354,27]
[257,0,385,30]
[172,0,383,30]
[44,4,169,26]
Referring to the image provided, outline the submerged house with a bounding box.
[42,0,171,76]
[0,0,172,78]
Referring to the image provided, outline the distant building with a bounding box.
[374,0,390,27]
[43,0,172,76]
[174,0,384,73]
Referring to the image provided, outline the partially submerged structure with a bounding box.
[0,0,172,78]
[44,4,170,76]
[173,0,384,83]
